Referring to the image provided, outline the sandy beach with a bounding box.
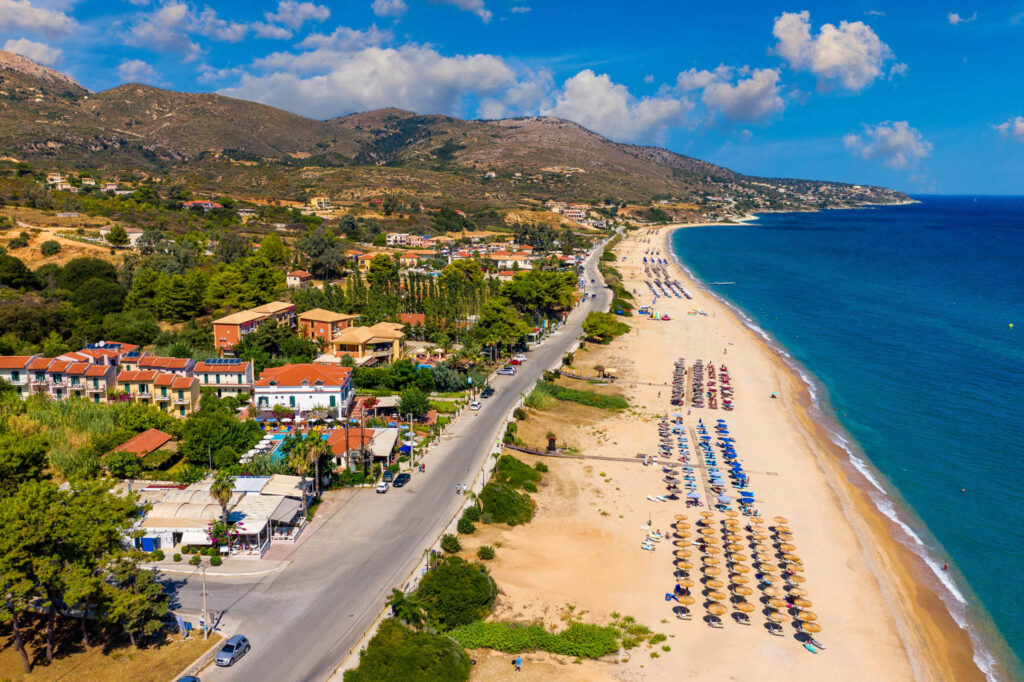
[459,225,982,681]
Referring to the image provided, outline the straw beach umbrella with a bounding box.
[727,543,745,552]
[730,554,749,564]
[787,587,809,597]
[793,598,813,609]
[768,597,787,609]
[734,586,753,596]
[779,543,797,553]
[705,546,722,555]
[676,560,694,570]
[700,511,715,519]
[730,574,750,584]
[707,590,727,601]
[677,579,696,589]
[706,579,724,589]
[703,556,722,565]
[768,610,788,623]
[673,549,693,558]
[725,510,740,518]
[674,514,688,521]
[763,587,783,598]
[800,622,822,634]
[784,563,804,573]
[700,527,715,536]
[787,574,807,584]
[704,567,722,577]
[797,611,818,622]
[708,602,727,616]
[736,601,755,614]
[774,516,789,524]
[677,595,695,605]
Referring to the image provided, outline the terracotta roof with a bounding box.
[85,365,108,378]
[139,356,192,370]
[250,301,294,315]
[114,428,174,456]
[48,360,72,373]
[65,362,91,376]
[194,360,249,374]
[298,308,359,323]
[255,364,352,388]
[400,313,426,325]
[59,351,90,362]
[0,356,34,370]
[117,369,158,382]
[78,348,118,359]
[287,270,313,278]
[28,357,54,371]
[154,373,195,389]
[327,427,375,456]
[213,309,266,325]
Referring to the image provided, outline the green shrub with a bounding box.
[523,481,538,493]
[456,517,476,534]
[440,534,461,553]
[462,506,480,523]
[210,555,222,566]
[151,549,165,561]
[528,381,627,411]
[534,462,548,473]
[343,619,471,682]
[414,556,496,629]
[480,482,534,526]
[513,407,526,420]
[173,553,182,562]
[189,554,201,566]
[477,545,495,560]
[450,621,620,659]
[40,240,60,256]
[492,455,541,489]
[142,448,178,470]
[181,545,192,554]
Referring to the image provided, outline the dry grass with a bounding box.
[2,208,126,268]
[0,616,219,682]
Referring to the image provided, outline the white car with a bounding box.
[513,354,527,362]
[470,401,482,411]
[376,481,390,494]
[496,367,516,376]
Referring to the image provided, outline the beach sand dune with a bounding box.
[462,227,980,681]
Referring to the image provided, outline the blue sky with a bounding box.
[2,0,1023,193]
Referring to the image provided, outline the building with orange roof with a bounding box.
[114,429,176,458]
[193,358,254,399]
[286,270,314,288]
[116,370,200,417]
[297,308,360,347]
[118,354,195,375]
[212,301,296,355]
[22,357,117,402]
[0,356,36,396]
[253,364,354,418]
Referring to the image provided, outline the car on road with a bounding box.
[481,387,495,399]
[470,401,482,411]
[393,473,411,488]
[376,481,390,494]
[509,358,522,365]
[513,354,527,362]
[496,367,516,376]
[215,635,251,667]
[382,470,394,483]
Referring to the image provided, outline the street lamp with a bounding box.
[199,557,210,639]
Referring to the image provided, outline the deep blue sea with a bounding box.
[670,196,1024,680]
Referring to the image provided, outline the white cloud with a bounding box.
[865,9,885,16]
[477,66,552,118]
[2,37,62,65]
[372,0,407,18]
[676,64,732,91]
[252,21,292,39]
[125,2,200,60]
[995,116,1024,143]
[948,11,976,25]
[701,67,785,121]
[888,62,908,79]
[194,7,247,42]
[844,121,931,169]
[510,5,530,13]
[264,1,329,30]
[117,58,162,85]
[0,0,75,37]
[253,25,391,73]
[431,0,491,23]
[221,45,520,119]
[772,10,894,91]
[542,69,692,142]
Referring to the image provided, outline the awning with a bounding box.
[181,529,212,546]
[270,497,302,524]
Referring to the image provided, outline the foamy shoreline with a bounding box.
[663,222,1003,681]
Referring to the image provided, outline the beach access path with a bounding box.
[164,240,613,682]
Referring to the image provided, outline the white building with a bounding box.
[253,364,354,417]
[193,359,255,399]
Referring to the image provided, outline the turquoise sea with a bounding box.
[669,196,1024,681]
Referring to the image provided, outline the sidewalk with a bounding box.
[148,557,291,577]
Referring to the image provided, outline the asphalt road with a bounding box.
[168,241,612,682]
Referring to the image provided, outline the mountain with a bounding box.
[0,51,908,207]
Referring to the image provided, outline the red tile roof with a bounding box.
[287,270,313,278]
[139,356,192,370]
[114,428,174,456]
[0,356,34,369]
[117,369,158,382]
[28,357,54,370]
[327,427,375,456]
[154,373,195,389]
[400,313,426,326]
[59,351,90,362]
[48,360,72,373]
[85,365,109,378]
[255,364,352,388]
[65,362,91,375]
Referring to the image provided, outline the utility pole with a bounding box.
[201,558,209,639]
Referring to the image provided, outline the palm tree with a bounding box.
[288,440,312,516]
[386,588,424,627]
[209,470,235,527]
[309,439,330,496]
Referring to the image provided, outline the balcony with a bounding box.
[135,392,152,400]
[30,378,47,387]
[154,394,171,401]
[172,398,190,405]
[86,385,105,393]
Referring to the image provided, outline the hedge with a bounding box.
[491,455,540,489]
[480,482,533,526]
[450,620,620,659]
